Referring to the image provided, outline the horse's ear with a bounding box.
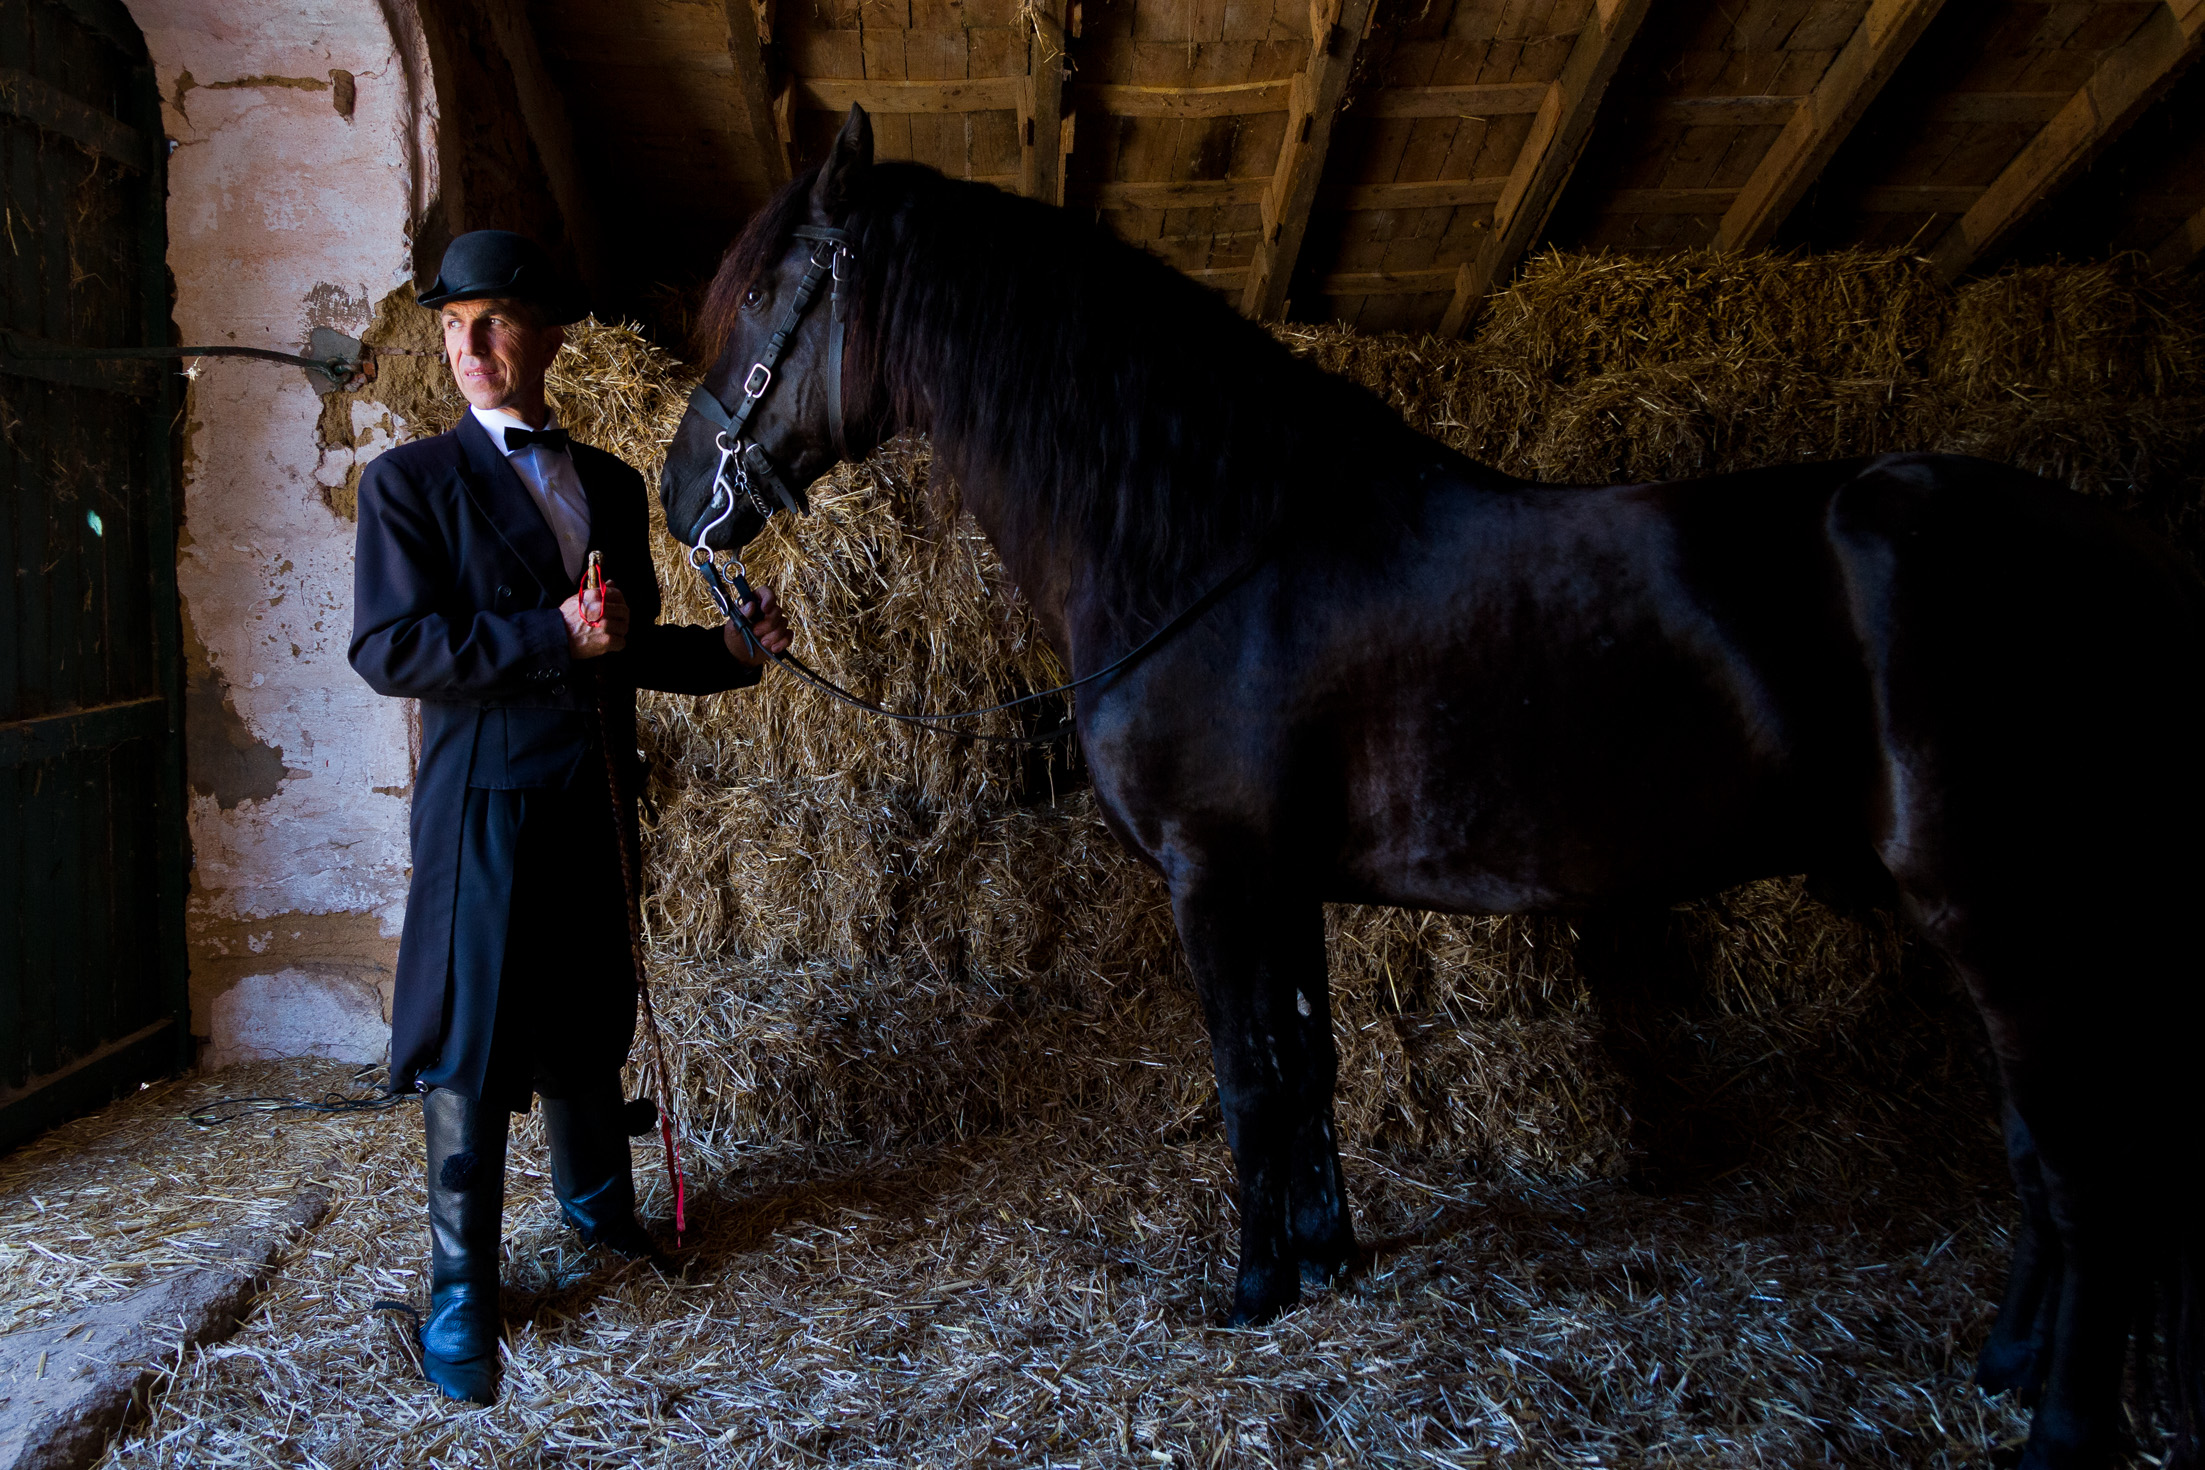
[812,105,873,219]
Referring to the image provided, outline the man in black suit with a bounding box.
[349,231,789,1405]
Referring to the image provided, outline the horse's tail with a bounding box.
[2157,1206,2205,1469]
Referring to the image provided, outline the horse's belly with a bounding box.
[1331,656,1856,912]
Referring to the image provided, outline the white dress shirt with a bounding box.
[472,404,592,583]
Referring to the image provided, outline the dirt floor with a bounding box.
[1,984,2040,1470]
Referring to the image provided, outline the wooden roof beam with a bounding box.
[1715,0,1948,252]
[1929,0,2205,283]
[1437,0,1653,337]
[2152,201,2205,272]
[724,0,791,189]
[1240,0,1379,321]
[1020,1,1070,204]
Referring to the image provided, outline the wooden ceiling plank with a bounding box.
[1348,81,1553,117]
[1069,176,1272,208]
[794,76,1027,113]
[1239,0,1381,319]
[1929,0,2205,282]
[1653,94,1804,127]
[725,0,792,188]
[2151,199,2205,270]
[1320,264,1459,294]
[1438,0,1654,337]
[1715,0,1947,251]
[1075,78,1296,116]
[1925,90,2070,123]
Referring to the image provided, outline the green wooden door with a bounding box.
[0,0,187,1152]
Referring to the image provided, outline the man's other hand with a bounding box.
[561,581,629,658]
[726,583,791,666]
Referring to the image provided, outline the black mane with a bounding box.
[703,162,1431,596]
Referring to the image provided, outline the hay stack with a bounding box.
[489,253,2203,1195]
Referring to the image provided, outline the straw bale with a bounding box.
[1469,248,1948,386]
[1932,254,2205,402]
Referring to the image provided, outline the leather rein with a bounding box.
[679,224,1257,743]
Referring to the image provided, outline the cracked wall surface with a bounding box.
[129,0,426,1067]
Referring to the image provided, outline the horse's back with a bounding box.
[1294,456,1885,909]
[1826,451,2203,1022]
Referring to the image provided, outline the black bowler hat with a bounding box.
[417,230,587,324]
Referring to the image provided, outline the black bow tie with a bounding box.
[502,424,569,454]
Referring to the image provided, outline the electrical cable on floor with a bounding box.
[187,1064,417,1126]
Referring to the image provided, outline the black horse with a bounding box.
[662,107,2204,1468]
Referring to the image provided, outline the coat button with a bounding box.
[496,585,513,601]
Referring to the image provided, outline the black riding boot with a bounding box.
[542,1084,663,1262]
[421,1087,507,1405]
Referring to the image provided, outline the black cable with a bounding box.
[187,1065,418,1127]
[0,329,357,383]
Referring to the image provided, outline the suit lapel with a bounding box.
[454,413,568,598]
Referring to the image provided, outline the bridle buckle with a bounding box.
[742,362,773,399]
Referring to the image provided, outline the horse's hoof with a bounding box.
[1974,1339,2043,1397]
[2014,1426,2126,1470]
[1298,1245,1355,1289]
[1227,1273,1300,1327]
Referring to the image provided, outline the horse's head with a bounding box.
[660,105,878,558]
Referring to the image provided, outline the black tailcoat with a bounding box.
[350,414,757,1104]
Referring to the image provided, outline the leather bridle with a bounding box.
[682,223,855,557]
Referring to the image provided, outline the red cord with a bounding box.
[659,1102,688,1238]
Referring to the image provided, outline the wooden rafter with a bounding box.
[724,0,791,189]
[2153,201,2205,272]
[1928,0,2205,283]
[1240,0,1379,321]
[1019,0,1070,203]
[1715,0,1947,252]
[1437,0,1653,337]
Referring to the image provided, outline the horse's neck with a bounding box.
[944,466,1086,657]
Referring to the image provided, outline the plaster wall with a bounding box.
[126,0,428,1068]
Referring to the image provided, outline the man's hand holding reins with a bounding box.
[727,584,791,666]
[562,582,629,658]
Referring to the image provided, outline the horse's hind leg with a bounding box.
[2004,1075,2134,1468]
[1167,859,1352,1325]
[1944,947,2137,1469]
[1978,1099,2060,1398]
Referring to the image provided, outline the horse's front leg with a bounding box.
[1168,859,1353,1325]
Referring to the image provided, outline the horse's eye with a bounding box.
[743,287,763,308]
